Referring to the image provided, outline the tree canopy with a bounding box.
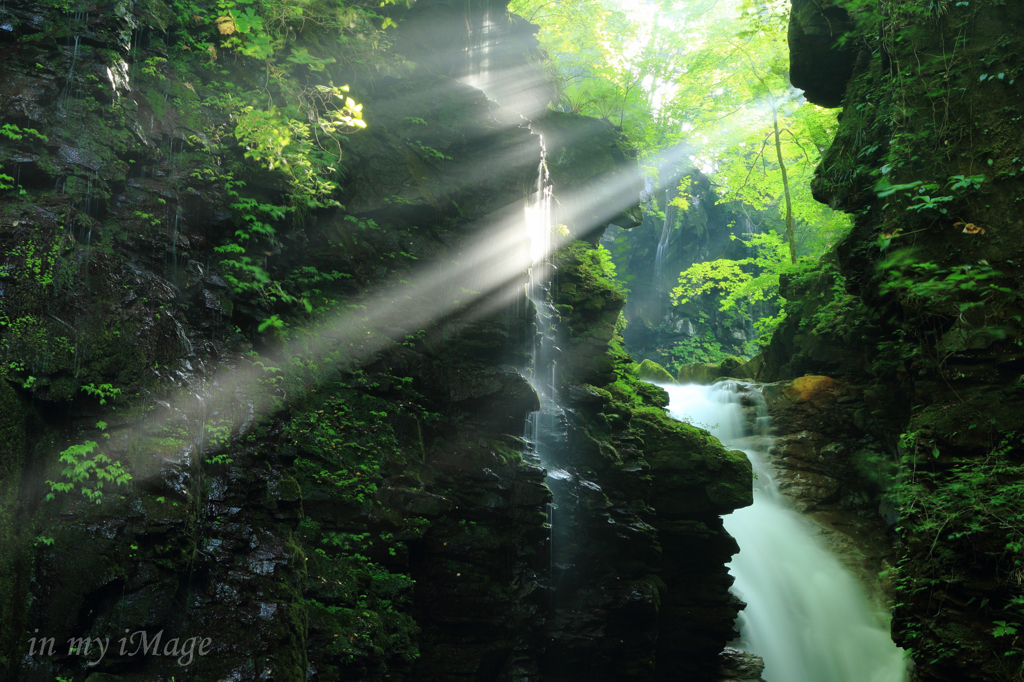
[510,0,853,348]
[513,0,850,235]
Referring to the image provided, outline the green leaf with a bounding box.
[993,621,1018,637]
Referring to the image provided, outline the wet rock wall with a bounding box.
[0,0,753,680]
[777,1,1024,679]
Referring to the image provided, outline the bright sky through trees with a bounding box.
[510,0,852,258]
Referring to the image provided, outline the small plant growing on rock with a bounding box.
[80,383,122,405]
[45,423,132,504]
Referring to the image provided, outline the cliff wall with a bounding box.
[778,2,1024,679]
[0,0,751,679]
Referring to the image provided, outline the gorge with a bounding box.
[1,0,1023,681]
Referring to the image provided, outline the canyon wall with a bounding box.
[778,1,1024,679]
[0,0,752,680]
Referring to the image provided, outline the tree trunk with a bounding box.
[771,101,798,264]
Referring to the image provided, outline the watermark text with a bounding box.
[27,629,212,667]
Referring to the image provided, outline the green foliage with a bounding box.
[895,430,1024,559]
[0,315,76,383]
[45,424,132,505]
[891,428,1024,674]
[796,264,872,342]
[258,314,288,334]
[6,239,67,289]
[661,327,731,371]
[232,86,364,204]
[0,124,46,192]
[0,123,48,144]
[410,141,451,162]
[209,175,299,305]
[80,383,122,405]
[877,249,1010,310]
[288,391,404,506]
[302,543,420,673]
[136,0,403,334]
[671,230,788,345]
[869,249,1015,381]
[556,241,624,298]
[288,388,423,675]
[873,174,986,218]
[589,243,620,285]
[203,420,233,465]
[993,621,1018,638]
[712,97,852,259]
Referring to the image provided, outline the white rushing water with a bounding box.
[663,382,908,682]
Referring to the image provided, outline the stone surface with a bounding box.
[787,0,857,107]
[755,377,898,607]
[778,1,1024,676]
[0,0,750,679]
[714,648,766,682]
[635,358,676,384]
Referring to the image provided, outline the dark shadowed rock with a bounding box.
[715,647,767,682]
[531,111,645,243]
[788,0,857,107]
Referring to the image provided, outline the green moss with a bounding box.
[635,359,677,384]
[275,474,302,502]
[553,240,629,385]
[630,406,753,515]
[675,362,722,385]
[298,517,419,678]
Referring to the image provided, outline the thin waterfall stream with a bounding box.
[663,381,908,682]
[652,189,673,293]
[521,133,575,600]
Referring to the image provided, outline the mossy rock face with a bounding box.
[676,356,755,384]
[634,381,670,408]
[554,241,628,387]
[635,359,676,384]
[630,407,753,516]
[719,356,743,373]
[676,362,724,385]
[777,1,1024,678]
[730,353,764,380]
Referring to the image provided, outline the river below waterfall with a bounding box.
[663,382,908,682]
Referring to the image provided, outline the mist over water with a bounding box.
[663,382,908,682]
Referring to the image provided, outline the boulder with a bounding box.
[635,358,677,384]
[716,647,767,682]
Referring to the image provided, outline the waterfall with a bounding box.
[454,0,573,598]
[663,382,908,682]
[652,189,673,296]
[58,27,82,113]
[522,135,574,600]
